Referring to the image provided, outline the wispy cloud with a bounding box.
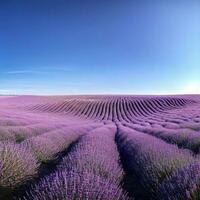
[5,67,73,75]
[5,70,41,74]
[0,88,38,95]
[0,89,11,93]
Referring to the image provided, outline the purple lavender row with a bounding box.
[58,123,123,183]
[22,124,129,200]
[21,122,101,162]
[22,170,127,200]
[158,161,200,200]
[0,123,67,142]
[0,142,38,189]
[0,117,32,126]
[0,106,103,143]
[0,110,95,142]
[123,122,200,154]
[116,124,196,199]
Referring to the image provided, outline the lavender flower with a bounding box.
[23,170,129,200]
[0,142,38,188]
[58,124,124,184]
[158,161,200,200]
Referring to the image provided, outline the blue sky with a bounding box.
[0,0,200,95]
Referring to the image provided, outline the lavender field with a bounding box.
[0,95,200,200]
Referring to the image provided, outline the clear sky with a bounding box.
[0,0,200,95]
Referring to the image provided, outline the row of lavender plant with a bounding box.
[0,107,86,142]
[123,122,200,154]
[21,122,101,163]
[158,161,200,200]
[0,141,38,199]
[0,109,40,126]
[58,123,123,183]
[22,124,129,200]
[116,124,197,200]
[0,114,103,143]
[0,117,33,126]
[0,123,66,142]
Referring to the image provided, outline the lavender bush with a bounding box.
[58,124,124,184]
[124,122,200,153]
[22,170,129,200]
[158,161,200,200]
[22,128,82,162]
[0,142,38,189]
